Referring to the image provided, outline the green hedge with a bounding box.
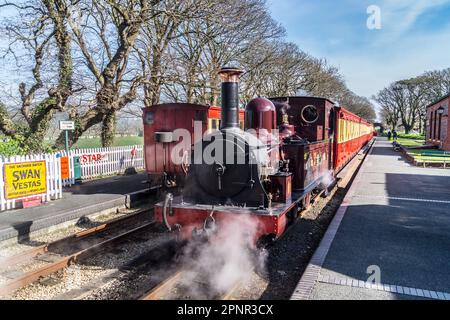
[0,138,26,157]
[397,133,425,140]
[73,136,144,148]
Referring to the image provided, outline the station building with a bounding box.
[426,93,450,151]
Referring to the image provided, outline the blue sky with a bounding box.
[268,0,450,99]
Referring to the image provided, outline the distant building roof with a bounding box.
[426,93,450,109]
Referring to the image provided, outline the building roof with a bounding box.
[426,93,450,109]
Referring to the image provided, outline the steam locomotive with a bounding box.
[143,67,374,244]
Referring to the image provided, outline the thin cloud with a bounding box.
[380,0,450,39]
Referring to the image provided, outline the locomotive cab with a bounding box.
[269,96,335,193]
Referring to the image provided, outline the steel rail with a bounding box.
[140,267,251,301]
[0,208,152,269]
[0,210,155,296]
[140,270,184,300]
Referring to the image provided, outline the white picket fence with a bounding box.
[68,145,144,181]
[0,145,144,211]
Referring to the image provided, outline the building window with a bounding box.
[433,110,438,139]
[429,111,433,139]
[438,112,442,141]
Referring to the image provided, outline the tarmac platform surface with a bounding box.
[0,173,150,242]
[292,137,450,300]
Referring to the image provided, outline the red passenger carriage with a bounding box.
[143,104,244,189]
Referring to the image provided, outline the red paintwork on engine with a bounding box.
[154,202,293,243]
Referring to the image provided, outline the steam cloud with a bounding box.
[177,214,267,299]
[319,169,335,190]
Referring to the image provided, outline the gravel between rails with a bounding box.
[0,184,349,300]
[0,209,136,259]
[5,227,171,300]
[82,254,179,299]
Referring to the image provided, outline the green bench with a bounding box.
[408,151,450,168]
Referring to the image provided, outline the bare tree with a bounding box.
[136,0,200,107]
[164,0,284,105]
[421,68,450,102]
[373,86,401,131]
[0,0,73,152]
[240,42,309,101]
[55,0,157,148]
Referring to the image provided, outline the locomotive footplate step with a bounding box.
[0,173,150,243]
[292,138,450,300]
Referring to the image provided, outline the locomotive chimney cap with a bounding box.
[219,67,243,83]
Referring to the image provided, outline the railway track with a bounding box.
[0,207,157,297]
[140,268,246,300]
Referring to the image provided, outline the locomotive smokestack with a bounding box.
[218,67,243,129]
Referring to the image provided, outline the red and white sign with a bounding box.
[80,153,107,164]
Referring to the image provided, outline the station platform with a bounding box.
[0,173,151,243]
[292,137,450,300]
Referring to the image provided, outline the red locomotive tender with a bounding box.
[143,67,373,244]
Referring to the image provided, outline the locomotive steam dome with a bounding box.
[245,97,276,132]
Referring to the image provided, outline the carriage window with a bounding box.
[301,105,319,123]
[208,118,221,130]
